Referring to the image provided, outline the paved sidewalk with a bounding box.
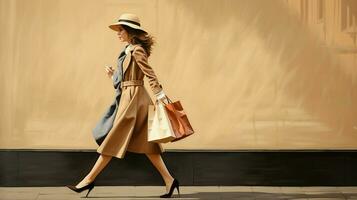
[1,186,357,199]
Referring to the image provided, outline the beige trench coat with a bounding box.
[96,44,165,159]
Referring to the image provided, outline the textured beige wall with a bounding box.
[1,0,356,150]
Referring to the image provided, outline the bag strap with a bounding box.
[164,95,173,104]
[153,94,172,110]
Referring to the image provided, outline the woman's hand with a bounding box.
[156,90,169,104]
[158,96,169,104]
[105,65,115,78]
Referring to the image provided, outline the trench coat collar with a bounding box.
[122,43,140,75]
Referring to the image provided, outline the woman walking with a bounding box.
[66,13,180,198]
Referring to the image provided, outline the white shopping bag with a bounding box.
[148,100,176,143]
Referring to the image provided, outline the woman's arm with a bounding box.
[132,46,166,99]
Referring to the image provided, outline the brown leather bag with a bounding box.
[162,95,194,142]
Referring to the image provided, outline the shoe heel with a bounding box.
[176,185,180,197]
[159,178,180,198]
[85,184,94,198]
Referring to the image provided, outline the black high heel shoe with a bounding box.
[66,181,95,198]
[160,178,180,198]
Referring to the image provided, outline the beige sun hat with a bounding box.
[108,13,147,33]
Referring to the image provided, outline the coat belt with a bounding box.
[120,80,144,88]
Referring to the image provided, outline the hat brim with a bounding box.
[108,22,147,33]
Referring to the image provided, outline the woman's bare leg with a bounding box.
[145,153,174,193]
[75,154,113,188]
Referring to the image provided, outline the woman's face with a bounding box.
[117,25,130,43]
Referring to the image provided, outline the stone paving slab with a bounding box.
[1,186,357,200]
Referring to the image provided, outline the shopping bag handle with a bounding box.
[153,95,172,110]
[153,98,166,111]
[165,95,173,104]
[155,95,172,106]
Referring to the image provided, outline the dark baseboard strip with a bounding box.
[2,148,357,152]
[1,149,357,186]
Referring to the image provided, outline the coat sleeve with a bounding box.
[132,47,163,95]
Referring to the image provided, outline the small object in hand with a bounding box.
[105,65,114,78]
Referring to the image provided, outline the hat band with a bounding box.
[118,19,141,26]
